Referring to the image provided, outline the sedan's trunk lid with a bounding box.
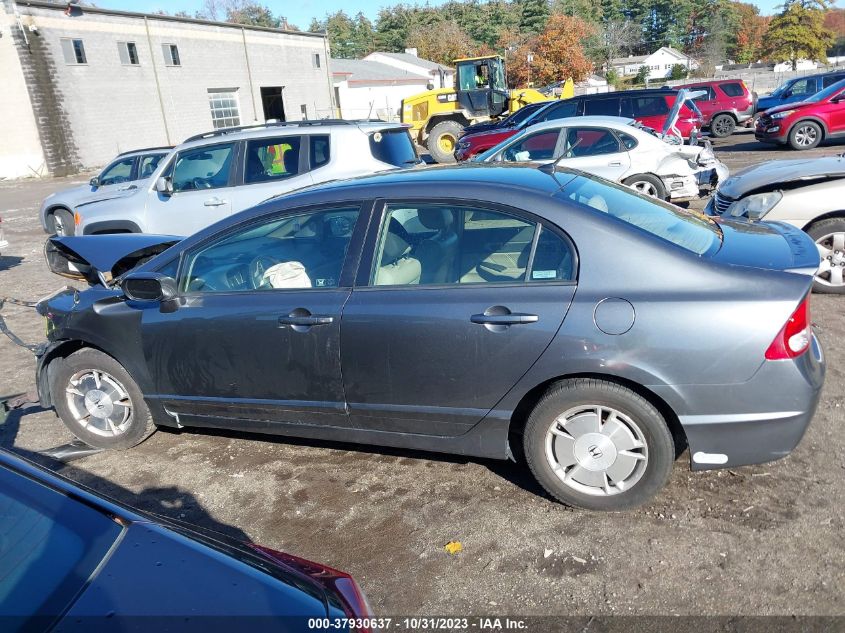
[711,217,820,276]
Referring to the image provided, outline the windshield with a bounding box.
[559,174,722,256]
[806,78,845,102]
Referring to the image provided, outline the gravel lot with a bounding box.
[1,129,844,617]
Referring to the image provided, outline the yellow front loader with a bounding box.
[401,55,574,163]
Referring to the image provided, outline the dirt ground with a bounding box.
[1,129,844,617]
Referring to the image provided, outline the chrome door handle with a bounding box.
[278,315,334,326]
[608,161,623,166]
[471,313,538,325]
[203,197,227,207]
[117,184,137,191]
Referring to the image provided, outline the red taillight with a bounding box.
[250,545,374,624]
[765,296,812,360]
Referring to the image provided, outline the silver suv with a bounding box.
[40,147,172,236]
[70,121,419,237]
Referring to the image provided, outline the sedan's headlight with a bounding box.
[770,110,796,120]
[729,191,783,220]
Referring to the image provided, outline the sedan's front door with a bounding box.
[340,202,577,436]
[557,126,632,181]
[145,142,237,236]
[139,205,363,429]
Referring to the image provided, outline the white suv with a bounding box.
[40,147,172,236]
[71,121,419,237]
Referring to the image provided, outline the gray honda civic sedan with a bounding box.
[37,164,824,510]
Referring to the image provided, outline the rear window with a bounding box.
[559,175,722,256]
[720,82,745,97]
[0,466,122,625]
[368,129,418,167]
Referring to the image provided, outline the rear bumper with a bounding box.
[653,333,825,471]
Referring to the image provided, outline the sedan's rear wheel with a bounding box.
[808,218,845,294]
[53,348,154,449]
[524,378,674,510]
[622,174,667,200]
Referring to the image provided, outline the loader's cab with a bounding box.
[455,56,509,119]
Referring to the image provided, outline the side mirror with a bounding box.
[832,93,845,103]
[155,176,174,196]
[782,89,792,98]
[122,272,177,302]
[89,177,100,188]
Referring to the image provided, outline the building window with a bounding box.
[60,38,87,65]
[118,41,139,65]
[312,53,321,69]
[162,43,181,67]
[208,89,241,129]
[300,104,308,119]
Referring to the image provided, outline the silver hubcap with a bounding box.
[794,125,818,147]
[816,232,845,286]
[54,215,66,236]
[65,369,132,437]
[545,405,648,496]
[629,181,658,197]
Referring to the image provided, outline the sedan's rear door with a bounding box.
[340,200,577,436]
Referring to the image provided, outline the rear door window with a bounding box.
[583,98,619,116]
[563,127,621,157]
[822,74,845,88]
[244,136,302,184]
[719,82,745,97]
[0,467,123,624]
[368,129,418,167]
[309,135,330,169]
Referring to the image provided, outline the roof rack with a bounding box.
[115,146,173,158]
[182,119,389,143]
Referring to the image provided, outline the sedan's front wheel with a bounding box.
[53,348,154,449]
[524,378,674,510]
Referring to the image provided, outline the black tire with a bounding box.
[807,217,845,294]
[426,120,463,164]
[52,348,155,450]
[622,174,667,200]
[788,120,822,150]
[49,208,74,236]
[710,113,736,138]
[523,378,674,511]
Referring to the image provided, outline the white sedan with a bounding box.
[473,115,729,202]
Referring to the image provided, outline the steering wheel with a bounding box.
[249,255,279,289]
[192,177,212,190]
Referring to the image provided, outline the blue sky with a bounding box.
[99,0,791,28]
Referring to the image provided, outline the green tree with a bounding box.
[634,64,649,85]
[406,19,476,64]
[225,2,280,28]
[313,11,376,58]
[669,62,688,78]
[765,0,834,69]
[519,0,550,34]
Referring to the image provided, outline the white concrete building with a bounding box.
[331,58,432,121]
[331,50,453,122]
[365,49,454,88]
[1,0,334,179]
[611,47,698,80]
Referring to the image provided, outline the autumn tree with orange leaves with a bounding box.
[505,14,595,87]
